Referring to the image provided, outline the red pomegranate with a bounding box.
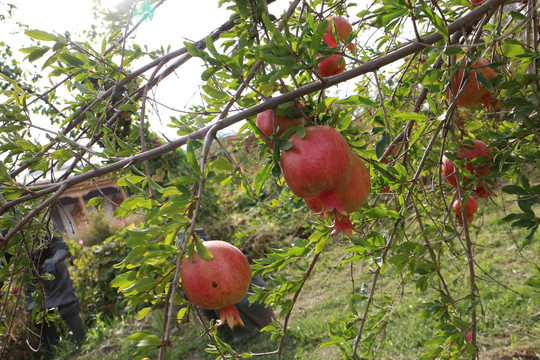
[316,54,346,77]
[442,140,493,199]
[281,125,352,214]
[322,16,355,50]
[256,105,304,149]
[305,153,370,237]
[453,196,479,225]
[181,240,252,329]
[446,58,499,109]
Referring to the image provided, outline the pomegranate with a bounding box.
[305,153,370,237]
[256,105,304,149]
[322,16,355,50]
[281,125,352,214]
[181,240,252,329]
[453,196,479,225]
[446,58,499,109]
[442,140,493,199]
[316,54,346,77]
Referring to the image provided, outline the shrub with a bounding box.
[68,234,130,323]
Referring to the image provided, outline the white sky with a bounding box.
[1,0,236,140]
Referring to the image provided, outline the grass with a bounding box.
[35,197,539,360]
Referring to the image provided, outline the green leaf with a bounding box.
[86,197,105,208]
[183,41,205,58]
[501,39,527,58]
[366,207,388,219]
[50,149,72,161]
[211,157,235,171]
[375,131,391,158]
[59,51,84,67]
[136,334,162,348]
[118,174,146,186]
[111,271,137,291]
[25,29,58,42]
[195,241,213,260]
[256,51,296,66]
[3,186,24,201]
[41,53,59,70]
[394,112,428,121]
[205,36,221,62]
[338,95,378,107]
[175,308,188,324]
[254,161,272,196]
[0,162,14,182]
[123,277,157,295]
[311,20,329,61]
[502,185,528,195]
[137,307,152,320]
[420,3,449,41]
[524,277,540,289]
[373,8,408,28]
[425,336,446,347]
[186,139,203,178]
[24,46,51,62]
[203,84,229,101]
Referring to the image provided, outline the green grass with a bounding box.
[52,198,539,360]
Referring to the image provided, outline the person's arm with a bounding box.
[41,237,71,273]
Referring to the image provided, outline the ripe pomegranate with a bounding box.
[446,58,499,109]
[316,54,346,77]
[381,186,390,193]
[256,104,304,149]
[181,240,252,329]
[322,16,355,50]
[281,125,352,214]
[470,0,484,5]
[442,140,493,199]
[453,196,479,225]
[305,153,370,237]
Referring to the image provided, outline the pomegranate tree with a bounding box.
[453,196,479,225]
[305,153,371,237]
[181,240,252,329]
[446,58,499,109]
[322,16,355,50]
[442,140,493,199]
[281,125,352,214]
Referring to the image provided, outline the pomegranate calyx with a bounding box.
[331,216,359,238]
[217,304,245,329]
[319,192,347,217]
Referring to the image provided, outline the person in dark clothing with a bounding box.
[1,230,85,352]
[26,235,86,349]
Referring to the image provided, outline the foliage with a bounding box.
[68,231,131,322]
[72,210,125,246]
[0,0,539,359]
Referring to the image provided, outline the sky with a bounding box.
[1,0,236,139]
